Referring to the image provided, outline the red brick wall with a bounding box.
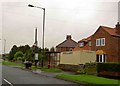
[56,47,73,52]
[118,37,120,61]
[91,27,120,62]
[109,36,120,62]
[73,43,91,51]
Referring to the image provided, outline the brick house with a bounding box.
[73,35,92,51]
[56,35,77,52]
[91,22,120,62]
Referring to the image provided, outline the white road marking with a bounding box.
[3,79,13,86]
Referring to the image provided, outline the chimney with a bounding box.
[116,22,120,35]
[66,35,71,40]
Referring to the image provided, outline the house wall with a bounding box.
[119,37,120,61]
[91,27,120,62]
[60,50,96,65]
[73,42,91,51]
[56,47,73,52]
[109,36,120,62]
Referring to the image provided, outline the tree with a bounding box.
[14,51,23,61]
[24,49,34,62]
[24,45,30,52]
[18,46,25,54]
[50,47,55,52]
[8,45,18,61]
[18,45,30,54]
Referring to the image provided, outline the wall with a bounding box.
[56,47,74,52]
[73,42,91,51]
[60,50,96,65]
[92,28,111,62]
[91,27,120,62]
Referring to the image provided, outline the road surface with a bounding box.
[2,65,78,85]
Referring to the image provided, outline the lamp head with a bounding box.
[28,4,34,7]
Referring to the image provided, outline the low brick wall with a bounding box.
[59,64,79,72]
[59,63,97,74]
[98,71,120,79]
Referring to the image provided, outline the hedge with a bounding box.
[97,63,120,73]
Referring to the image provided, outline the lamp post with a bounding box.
[28,4,45,67]
[0,39,6,60]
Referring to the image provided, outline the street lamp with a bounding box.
[0,39,6,60]
[28,4,45,67]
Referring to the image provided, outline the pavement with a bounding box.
[33,69,75,77]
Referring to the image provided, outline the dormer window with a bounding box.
[79,42,84,47]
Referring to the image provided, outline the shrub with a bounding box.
[97,62,120,73]
[17,57,22,61]
[14,51,23,60]
[85,62,97,75]
[97,62,120,79]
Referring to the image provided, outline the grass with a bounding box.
[40,68,63,73]
[30,66,63,73]
[29,66,41,70]
[2,61,24,67]
[56,74,119,85]
[2,61,63,73]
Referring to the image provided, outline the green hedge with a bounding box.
[85,63,97,75]
[97,63,120,73]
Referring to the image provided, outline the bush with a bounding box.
[97,62,120,79]
[14,51,23,60]
[97,62,120,72]
[85,62,97,75]
[17,57,22,61]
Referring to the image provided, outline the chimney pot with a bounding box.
[115,22,120,35]
[66,35,71,40]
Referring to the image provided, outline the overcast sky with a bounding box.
[0,0,119,54]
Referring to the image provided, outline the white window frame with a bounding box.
[96,38,105,46]
[97,54,106,63]
[101,38,105,46]
[96,39,100,46]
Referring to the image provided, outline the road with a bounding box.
[2,65,77,85]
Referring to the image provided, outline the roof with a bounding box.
[56,39,77,48]
[101,26,120,37]
[78,35,92,43]
[73,35,92,51]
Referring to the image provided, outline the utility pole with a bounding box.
[0,39,6,60]
[34,27,38,66]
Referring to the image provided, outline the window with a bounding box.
[96,54,106,62]
[79,42,84,47]
[101,38,105,46]
[96,39,100,46]
[96,38,105,46]
[88,41,92,46]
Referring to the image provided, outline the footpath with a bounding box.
[14,66,75,78]
[32,69,74,77]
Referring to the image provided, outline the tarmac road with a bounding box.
[2,65,77,85]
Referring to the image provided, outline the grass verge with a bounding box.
[2,61,63,73]
[2,61,24,67]
[40,68,63,73]
[55,74,119,85]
